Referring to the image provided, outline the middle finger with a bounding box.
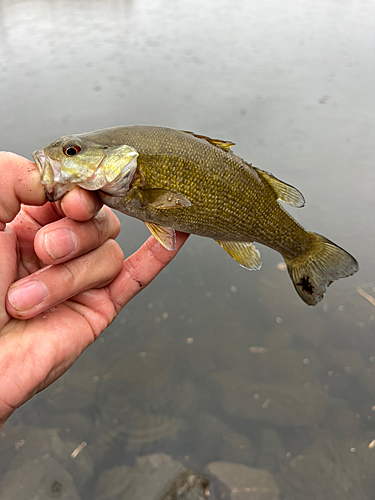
[6,238,124,319]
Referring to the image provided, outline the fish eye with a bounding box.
[63,145,82,156]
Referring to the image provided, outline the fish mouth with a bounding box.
[32,149,62,182]
[32,149,69,201]
[32,149,46,176]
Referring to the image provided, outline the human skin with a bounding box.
[0,152,188,430]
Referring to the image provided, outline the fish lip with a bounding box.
[32,149,46,176]
[32,149,67,201]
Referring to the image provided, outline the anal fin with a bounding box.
[216,240,262,270]
[144,222,176,250]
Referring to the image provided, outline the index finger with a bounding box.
[0,153,46,228]
[108,231,189,313]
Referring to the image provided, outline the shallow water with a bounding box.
[1,0,374,498]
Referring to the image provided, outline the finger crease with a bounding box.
[60,261,79,286]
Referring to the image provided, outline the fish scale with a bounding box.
[95,127,303,249]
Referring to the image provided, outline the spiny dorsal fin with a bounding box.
[144,222,176,250]
[254,168,305,208]
[215,240,262,270]
[182,130,235,151]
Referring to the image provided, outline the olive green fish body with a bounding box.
[33,125,358,305]
[90,127,308,256]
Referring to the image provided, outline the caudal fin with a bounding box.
[284,233,358,306]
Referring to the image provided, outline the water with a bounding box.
[1,0,374,498]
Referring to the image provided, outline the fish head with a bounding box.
[32,134,139,201]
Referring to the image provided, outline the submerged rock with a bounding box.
[205,461,279,500]
[95,465,136,500]
[276,429,375,499]
[127,415,185,451]
[95,453,209,500]
[95,453,182,500]
[158,467,210,500]
[257,428,286,473]
[0,457,81,500]
[194,413,256,466]
[1,425,94,491]
[210,371,327,426]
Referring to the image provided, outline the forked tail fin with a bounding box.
[284,233,358,306]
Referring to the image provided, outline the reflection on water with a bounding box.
[1,0,374,498]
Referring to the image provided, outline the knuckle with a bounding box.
[91,208,109,237]
[145,236,175,266]
[55,240,123,294]
[92,207,121,240]
[60,260,80,286]
[104,240,124,269]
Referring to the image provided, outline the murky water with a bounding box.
[1,0,374,498]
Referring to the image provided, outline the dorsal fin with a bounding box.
[182,130,235,151]
[254,168,305,208]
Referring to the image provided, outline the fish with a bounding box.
[32,125,358,306]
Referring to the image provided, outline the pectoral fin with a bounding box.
[139,189,191,209]
[144,222,176,250]
[216,240,262,270]
[255,169,305,208]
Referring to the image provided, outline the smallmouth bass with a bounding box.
[32,126,358,305]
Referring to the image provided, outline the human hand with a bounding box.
[0,152,188,429]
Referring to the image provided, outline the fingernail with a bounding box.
[8,281,48,311]
[44,228,77,259]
